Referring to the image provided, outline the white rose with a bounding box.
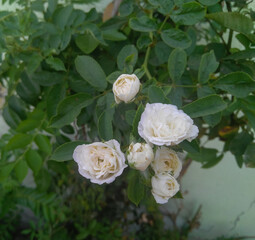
[112,74,141,104]
[73,139,127,185]
[151,173,180,204]
[151,147,182,178]
[138,103,198,146]
[127,142,154,171]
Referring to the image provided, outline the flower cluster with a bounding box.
[73,74,198,204]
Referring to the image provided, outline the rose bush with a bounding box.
[0,0,255,237]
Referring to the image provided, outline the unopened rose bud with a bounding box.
[112,74,141,104]
[127,142,154,171]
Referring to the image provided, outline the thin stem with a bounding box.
[142,12,154,80]
[175,84,197,88]
[143,46,152,80]
[226,1,233,50]
[158,15,169,33]
[207,19,229,52]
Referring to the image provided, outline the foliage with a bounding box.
[0,0,255,238]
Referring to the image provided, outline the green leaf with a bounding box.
[75,32,99,54]
[148,0,174,15]
[51,141,86,161]
[202,154,223,168]
[127,170,145,206]
[198,0,219,6]
[168,48,187,82]
[52,5,73,30]
[50,93,93,128]
[132,104,144,139]
[33,71,64,86]
[75,55,107,90]
[107,71,123,84]
[6,134,33,151]
[125,110,136,126]
[189,147,222,168]
[98,109,115,141]
[206,12,254,34]
[161,29,192,49]
[179,140,200,154]
[45,56,66,72]
[102,29,127,41]
[223,49,255,60]
[117,44,138,71]
[244,143,255,168]
[198,50,219,84]
[148,85,170,104]
[229,132,253,157]
[213,72,255,98]
[16,119,41,133]
[171,1,206,26]
[0,161,17,182]
[119,0,134,17]
[203,112,221,127]
[14,160,28,182]
[182,94,227,118]
[129,16,157,32]
[25,149,43,175]
[46,84,66,119]
[35,135,52,154]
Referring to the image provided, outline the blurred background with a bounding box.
[0,0,255,239]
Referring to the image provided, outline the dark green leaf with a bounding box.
[171,1,206,26]
[25,149,43,175]
[244,143,255,168]
[229,132,253,156]
[35,135,52,154]
[6,134,33,151]
[75,55,107,90]
[102,29,127,41]
[127,170,145,206]
[148,85,170,104]
[14,160,28,182]
[198,0,219,6]
[52,5,73,30]
[132,104,144,139]
[119,0,133,17]
[50,93,93,128]
[179,140,200,154]
[45,56,66,71]
[202,154,223,168]
[75,32,99,54]
[161,29,192,49]
[182,95,227,118]
[0,161,17,182]
[198,50,219,84]
[98,109,115,141]
[16,119,41,133]
[51,141,86,161]
[47,84,66,119]
[223,49,255,60]
[213,72,255,98]
[125,110,136,126]
[148,0,174,15]
[129,16,157,32]
[33,71,64,86]
[168,47,187,82]
[203,112,221,127]
[117,44,138,71]
[206,12,253,34]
